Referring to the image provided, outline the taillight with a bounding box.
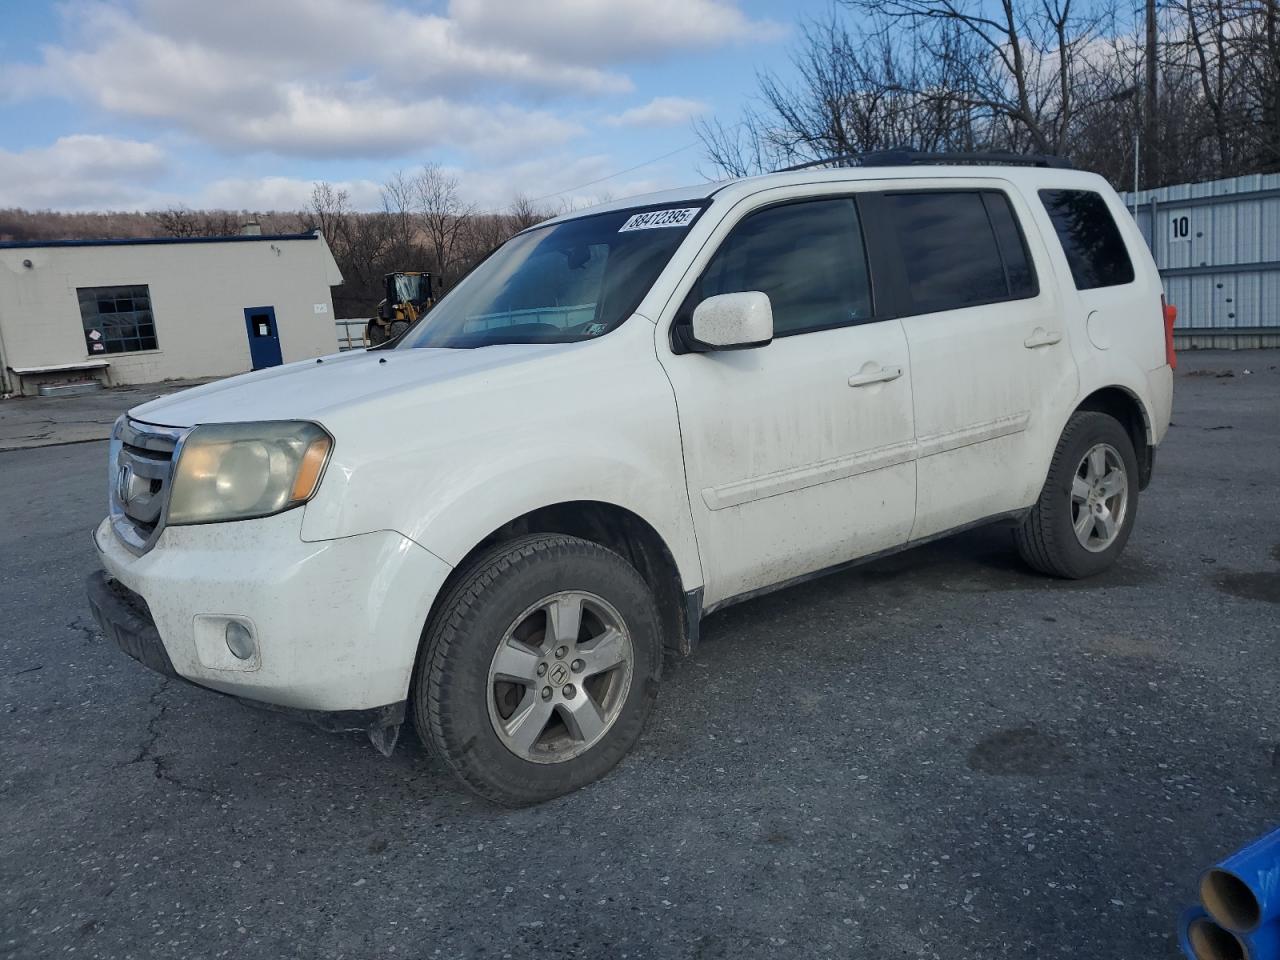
[1161,295,1177,369]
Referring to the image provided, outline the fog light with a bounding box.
[225,621,256,660]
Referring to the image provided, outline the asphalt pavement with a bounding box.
[1,351,1278,959]
[0,379,214,452]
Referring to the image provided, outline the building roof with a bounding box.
[0,230,323,251]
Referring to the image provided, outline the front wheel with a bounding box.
[1015,411,1140,579]
[413,534,662,805]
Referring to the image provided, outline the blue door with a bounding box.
[244,306,283,370]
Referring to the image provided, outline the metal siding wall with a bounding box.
[1121,173,1280,333]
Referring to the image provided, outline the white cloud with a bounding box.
[196,159,683,214]
[199,176,384,212]
[0,0,777,161]
[134,0,634,96]
[0,135,170,210]
[606,96,709,128]
[1,1,780,160]
[451,153,691,211]
[195,88,583,158]
[450,0,783,63]
[0,136,695,213]
[0,2,778,210]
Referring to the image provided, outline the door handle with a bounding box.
[1024,328,1063,349]
[847,365,903,388]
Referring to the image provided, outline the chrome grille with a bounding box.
[108,417,186,555]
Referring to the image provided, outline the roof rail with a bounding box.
[777,149,1073,172]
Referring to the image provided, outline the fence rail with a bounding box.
[335,319,369,352]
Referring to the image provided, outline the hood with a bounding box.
[129,344,567,428]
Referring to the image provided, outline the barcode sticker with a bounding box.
[618,208,700,232]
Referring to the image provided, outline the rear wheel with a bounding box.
[1015,411,1139,579]
[413,534,662,805]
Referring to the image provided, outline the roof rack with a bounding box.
[777,149,1073,172]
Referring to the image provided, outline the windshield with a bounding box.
[398,203,705,349]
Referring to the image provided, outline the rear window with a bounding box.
[1038,189,1135,290]
[881,190,1037,315]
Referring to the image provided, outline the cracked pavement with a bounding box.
[1,350,1278,959]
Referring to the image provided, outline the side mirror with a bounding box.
[690,292,773,350]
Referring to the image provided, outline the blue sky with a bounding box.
[0,0,829,212]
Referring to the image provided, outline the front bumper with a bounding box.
[90,511,453,715]
[86,571,405,734]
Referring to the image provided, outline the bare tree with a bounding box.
[150,207,203,237]
[694,113,778,177]
[507,193,552,231]
[412,163,476,283]
[306,182,396,316]
[381,170,418,258]
[149,207,248,237]
[698,0,1279,190]
[696,17,990,176]
[847,0,1105,154]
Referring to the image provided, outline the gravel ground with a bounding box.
[1,350,1277,959]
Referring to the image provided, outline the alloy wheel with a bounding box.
[1070,442,1129,553]
[486,591,634,764]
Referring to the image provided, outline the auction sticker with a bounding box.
[618,208,700,231]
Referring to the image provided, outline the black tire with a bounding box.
[1015,411,1140,579]
[412,534,663,806]
[388,320,410,340]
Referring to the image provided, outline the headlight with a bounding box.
[168,421,333,525]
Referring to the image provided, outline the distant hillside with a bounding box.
[0,208,306,244]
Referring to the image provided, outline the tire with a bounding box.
[1015,411,1140,579]
[412,534,663,806]
[388,320,410,340]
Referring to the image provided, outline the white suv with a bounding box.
[88,156,1175,805]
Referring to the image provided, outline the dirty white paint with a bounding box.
[691,291,773,347]
[99,163,1173,712]
[93,510,447,711]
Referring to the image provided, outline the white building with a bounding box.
[0,230,343,396]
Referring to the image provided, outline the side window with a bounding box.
[687,197,872,337]
[1038,189,1135,290]
[881,191,1032,315]
[983,192,1038,299]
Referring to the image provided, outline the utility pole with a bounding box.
[1144,0,1159,189]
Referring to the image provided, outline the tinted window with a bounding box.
[882,192,1011,314]
[983,192,1038,298]
[689,197,872,336]
[77,285,158,354]
[1039,189,1135,289]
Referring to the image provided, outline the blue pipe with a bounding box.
[1241,920,1280,960]
[1201,827,1280,934]
[1180,906,1209,959]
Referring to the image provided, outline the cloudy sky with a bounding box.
[0,0,822,212]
